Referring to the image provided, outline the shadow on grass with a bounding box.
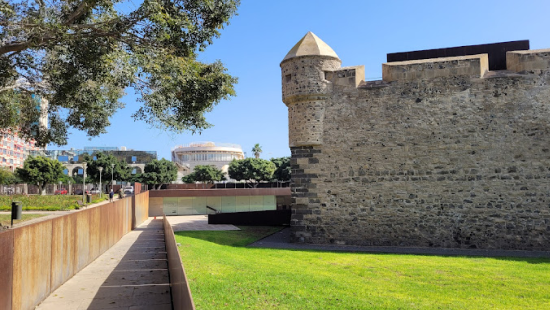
[174,226,284,247]
[175,226,550,263]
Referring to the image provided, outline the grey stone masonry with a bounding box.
[282,34,550,250]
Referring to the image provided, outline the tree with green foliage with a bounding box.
[15,156,65,195]
[58,174,74,185]
[0,167,16,185]
[72,174,83,185]
[271,157,291,182]
[128,173,143,184]
[181,174,195,184]
[182,165,225,184]
[228,158,275,187]
[252,143,263,158]
[0,0,240,147]
[81,153,131,186]
[140,159,178,189]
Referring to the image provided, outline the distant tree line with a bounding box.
[182,156,291,186]
[3,154,292,194]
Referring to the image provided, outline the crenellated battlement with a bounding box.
[382,54,489,82]
[506,48,550,73]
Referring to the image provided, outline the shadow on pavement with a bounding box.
[84,219,172,310]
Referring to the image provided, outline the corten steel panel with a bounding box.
[126,200,132,234]
[127,200,132,233]
[386,40,529,71]
[0,229,14,310]
[99,203,110,253]
[13,220,53,310]
[163,217,195,310]
[141,191,149,223]
[110,202,117,247]
[134,191,149,226]
[75,209,91,271]
[88,206,101,262]
[115,201,121,243]
[133,195,139,226]
[149,188,291,198]
[113,202,121,245]
[50,213,77,291]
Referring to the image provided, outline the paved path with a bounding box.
[250,228,550,258]
[166,214,240,231]
[36,218,172,310]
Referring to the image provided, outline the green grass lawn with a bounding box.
[0,213,48,226]
[0,194,107,211]
[175,227,550,310]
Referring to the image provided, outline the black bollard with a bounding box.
[11,201,22,228]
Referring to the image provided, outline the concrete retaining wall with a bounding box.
[0,192,149,310]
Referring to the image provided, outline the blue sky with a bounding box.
[48,0,550,160]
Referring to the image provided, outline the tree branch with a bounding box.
[0,41,33,55]
[64,1,92,26]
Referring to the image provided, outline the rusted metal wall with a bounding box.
[163,216,195,310]
[0,193,150,310]
[100,201,112,253]
[12,220,53,310]
[89,206,101,262]
[134,191,150,227]
[0,230,14,310]
[50,213,77,291]
[75,208,91,271]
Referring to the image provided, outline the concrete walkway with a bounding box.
[36,218,172,310]
[250,228,550,258]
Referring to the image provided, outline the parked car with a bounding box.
[89,188,101,194]
[74,189,84,195]
[123,186,134,194]
[54,188,68,195]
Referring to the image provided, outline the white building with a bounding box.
[171,142,245,182]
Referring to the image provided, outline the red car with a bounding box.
[54,188,68,195]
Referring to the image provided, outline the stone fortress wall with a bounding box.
[281,32,550,250]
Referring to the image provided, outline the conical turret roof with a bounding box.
[282,32,340,62]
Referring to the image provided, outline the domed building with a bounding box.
[171,142,245,182]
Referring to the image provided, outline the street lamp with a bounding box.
[82,162,87,205]
[111,163,115,193]
[58,181,62,194]
[99,166,103,198]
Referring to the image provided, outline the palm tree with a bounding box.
[252,143,262,159]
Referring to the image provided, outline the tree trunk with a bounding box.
[39,183,46,195]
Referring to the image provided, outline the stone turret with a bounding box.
[281,32,341,147]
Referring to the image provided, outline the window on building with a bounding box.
[78,168,83,175]
[131,156,137,162]
[132,168,136,174]
[58,155,69,162]
[73,156,78,162]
